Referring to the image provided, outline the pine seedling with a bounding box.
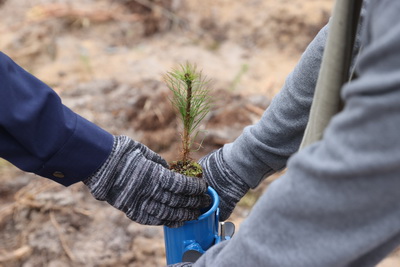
[164,62,212,176]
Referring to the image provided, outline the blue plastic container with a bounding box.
[163,186,220,265]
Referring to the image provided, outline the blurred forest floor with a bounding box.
[0,0,399,266]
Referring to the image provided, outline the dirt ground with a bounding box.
[0,0,399,266]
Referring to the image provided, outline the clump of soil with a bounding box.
[170,160,203,178]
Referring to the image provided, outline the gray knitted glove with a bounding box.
[199,148,250,221]
[84,135,211,228]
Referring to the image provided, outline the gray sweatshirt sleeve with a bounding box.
[223,23,329,188]
[223,4,366,189]
[194,1,400,266]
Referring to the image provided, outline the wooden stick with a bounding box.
[27,4,142,23]
[0,246,32,262]
[50,212,76,262]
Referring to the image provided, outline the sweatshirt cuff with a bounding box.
[223,140,275,189]
[36,114,114,186]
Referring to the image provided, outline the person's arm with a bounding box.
[222,22,329,188]
[194,1,400,266]
[0,52,210,227]
[0,51,113,185]
[200,22,332,221]
[202,3,368,221]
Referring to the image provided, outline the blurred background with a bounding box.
[0,0,398,266]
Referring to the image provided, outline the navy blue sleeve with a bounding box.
[0,52,114,186]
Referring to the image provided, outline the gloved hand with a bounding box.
[199,148,250,221]
[84,135,211,228]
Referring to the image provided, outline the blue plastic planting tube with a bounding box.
[163,186,220,265]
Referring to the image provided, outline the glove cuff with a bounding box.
[200,148,250,220]
[84,135,131,200]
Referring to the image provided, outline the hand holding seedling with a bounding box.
[84,136,211,228]
[165,63,250,221]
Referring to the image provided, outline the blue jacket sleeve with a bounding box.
[0,52,114,186]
